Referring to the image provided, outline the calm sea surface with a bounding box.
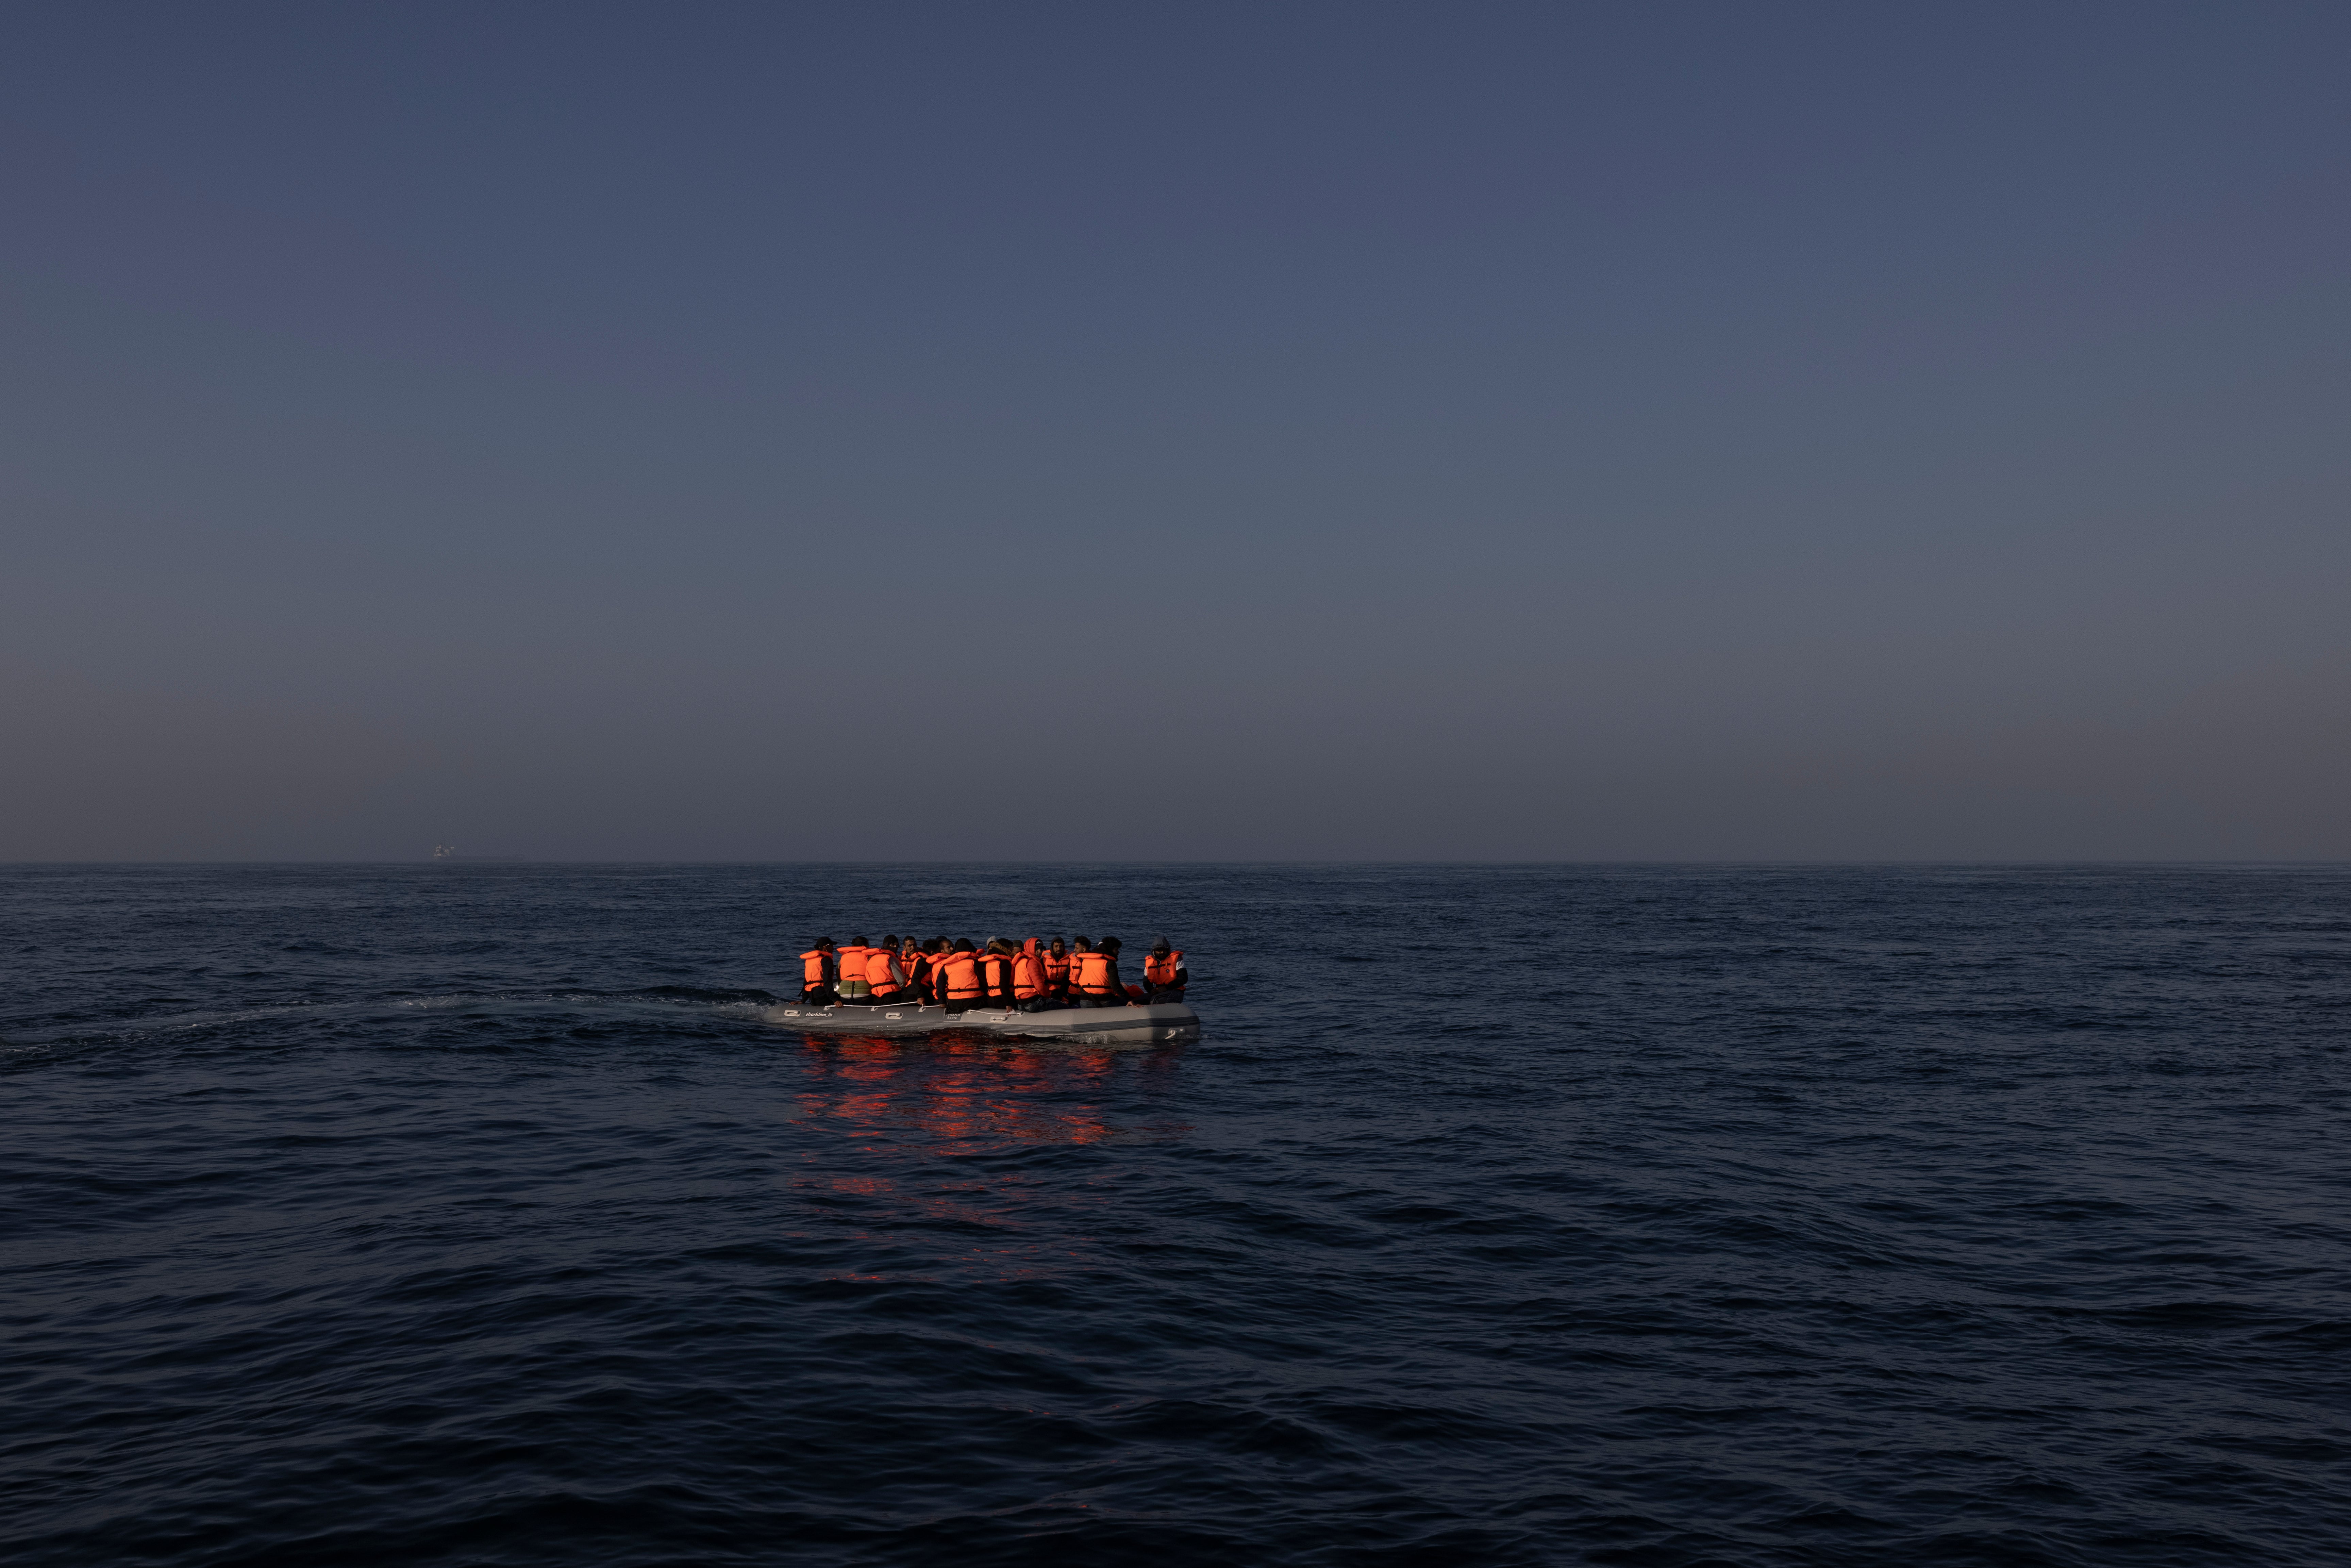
[4,864,2347,1567]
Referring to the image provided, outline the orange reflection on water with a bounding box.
[789,1031,1156,1149]
[783,1033,1194,1286]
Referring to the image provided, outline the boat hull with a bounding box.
[760,1000,1198,1044]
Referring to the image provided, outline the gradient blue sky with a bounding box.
[4,2,2346,860]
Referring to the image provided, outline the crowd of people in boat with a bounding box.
[796,935,1186,1012]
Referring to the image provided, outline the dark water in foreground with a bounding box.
[4,864,2348,1567]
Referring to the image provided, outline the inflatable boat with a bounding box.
[761,999,1198,1045]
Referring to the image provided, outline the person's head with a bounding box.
[817,938,836,952]
[880,934,897,950]
[954,938,974,952]
[850,935,869,948]
[1151,937,1170,955]
[1101,937,1122,954]
[988,938,1012,954]
[1072,935,1091,951]
[1049,937,1065,954]
[927,937,945,954]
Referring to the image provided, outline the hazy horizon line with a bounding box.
[6,859,2348,871]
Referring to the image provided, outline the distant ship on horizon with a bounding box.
[432,844,456,860]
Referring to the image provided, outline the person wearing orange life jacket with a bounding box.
[899,938,934,1004]
[1103,937,1145,1002]
[977,940,1019,1005]
[922,938,953,1004]
[1012,939,1053,1012]
[798,938,840,1005]
[1064,936,1093,1004]
[1143,937,1187,1002]
[836,936,873,1000]
[1041,937,1071,1001]
[934,939,987,1010]
[865,937,910,1003]
[1070,936,1137,1007]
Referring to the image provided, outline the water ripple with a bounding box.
[3,863,2348,1566]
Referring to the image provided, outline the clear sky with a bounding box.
[4,2,2345,861]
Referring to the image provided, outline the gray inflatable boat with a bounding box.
[761,999,1198,1045]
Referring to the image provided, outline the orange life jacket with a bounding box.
[866,950,904,993]
[835,947,870,991]
[938,952,985,1001]
[980,950,1013,993]
[1144,949,1183,986]
[1043,949,1070,984]
[1013,949,1046,998]
[801,949,832,986]
[1073,950,1116,996]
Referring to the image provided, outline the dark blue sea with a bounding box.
[4,864,2348,1567]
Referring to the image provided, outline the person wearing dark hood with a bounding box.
[1142,937,1187,1002]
